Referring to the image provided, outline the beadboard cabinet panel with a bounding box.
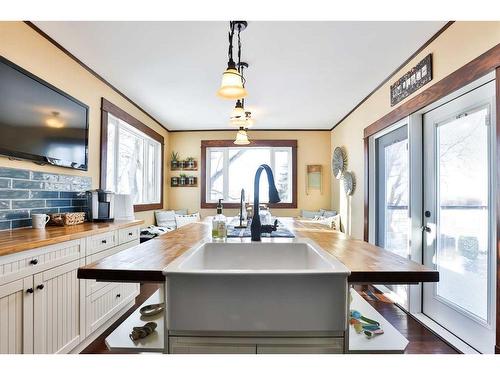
[86,282,138,336]
[0,277,33,353]
[0,239,85,287]
[33,259,85,354]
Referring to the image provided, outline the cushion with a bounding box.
[155,210,177,229]
[175,212,200,228]
[312,214,341,231]
[320,209,337,218]
[174,209,188,215]
[300,210,322,219]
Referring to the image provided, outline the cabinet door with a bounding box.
[0,277,33,354]
[33,259,84,354]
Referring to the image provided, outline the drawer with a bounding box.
[0,239,85,286]
[118,226,140,245]
[86,282,139,336]
[86,231,117,256]
[85,239,139,296]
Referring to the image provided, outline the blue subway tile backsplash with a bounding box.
[0,167,91,231]
[0,178,11,188]
[0,167,30,179]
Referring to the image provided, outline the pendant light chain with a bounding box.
[227,22,236,66]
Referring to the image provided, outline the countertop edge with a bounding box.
[0,219,144,257]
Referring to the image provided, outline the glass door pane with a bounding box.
[435,106,489,320]
[375,125,410,306]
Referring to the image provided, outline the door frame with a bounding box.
[363,43,500,353]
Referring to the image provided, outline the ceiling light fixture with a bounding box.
[217,21,248,100]
[234,127,250,145]
[231,99,245,119]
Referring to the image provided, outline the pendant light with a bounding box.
[231,99,245,119]
[234,127,250,145]
[217,21,248,100]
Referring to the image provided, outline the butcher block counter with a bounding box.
[0,219,144,257]
[78,218,438,284]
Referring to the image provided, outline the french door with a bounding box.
[422,80,496,353]
[374,125,410,307]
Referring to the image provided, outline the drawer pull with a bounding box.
[26,288,34,294]
[101,239,107,244]
[128,232,133,236]
[36,284,44,290]
[116,293,121,298]
[30,259,38,265]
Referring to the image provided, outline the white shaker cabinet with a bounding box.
[33,259,85,354]
[0,277,34,354]
[0,223,141,354]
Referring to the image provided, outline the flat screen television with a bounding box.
[0,56,89,170]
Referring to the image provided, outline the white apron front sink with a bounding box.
[163,239,350,334]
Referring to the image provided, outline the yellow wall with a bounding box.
[330,21,500,240]
[0,22,170,225]
[169,130,332,218]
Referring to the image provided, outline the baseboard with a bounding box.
[70,300,136,354]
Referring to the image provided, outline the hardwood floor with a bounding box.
[82,283,458,354]
[354,285,458,354]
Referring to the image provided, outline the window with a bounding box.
[100,98,164,211]
[201,140,297,208]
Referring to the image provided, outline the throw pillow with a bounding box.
[175,212,200,228]
[301,209,322,219]
[155,210,177,229]
[320,209,338,218]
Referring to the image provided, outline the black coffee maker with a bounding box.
[85,190,115,222]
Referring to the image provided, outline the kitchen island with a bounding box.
[78,217,438,284]
[77,217,438,354]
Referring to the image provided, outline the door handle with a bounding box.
[26,288,34,294]
[422,225,431,233]
[36,284,44,290]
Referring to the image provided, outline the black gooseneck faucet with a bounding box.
[250,164,281,241]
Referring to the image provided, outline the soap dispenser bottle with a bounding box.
[212,199,227,240]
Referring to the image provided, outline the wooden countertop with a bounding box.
[78,218,438,284]
[0,219,144,257]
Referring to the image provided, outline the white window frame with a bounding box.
[106,113,162,206]
[205,146,294,204]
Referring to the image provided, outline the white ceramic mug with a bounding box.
[31,214,50,229]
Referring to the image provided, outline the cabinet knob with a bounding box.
[36,284,44,290]
[30,259,38,265]
[116,293,121,298]
[101,239,107,244]
[128,232,133,236]
[26,288,34,294]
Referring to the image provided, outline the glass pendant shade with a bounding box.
[230,115,246,127]
[217,66,248,99]
[231,100,245,119]
[234,127,250,145]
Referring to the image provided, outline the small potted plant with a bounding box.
[178,159,185,169]
[171,176,179,186]
[179,173,187,185]
[171,151,179,169]
[186,157,196,169]
[188,175,196,185]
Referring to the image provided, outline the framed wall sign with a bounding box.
[390,54,432,106]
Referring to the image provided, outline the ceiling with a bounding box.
[34,21,447,131]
